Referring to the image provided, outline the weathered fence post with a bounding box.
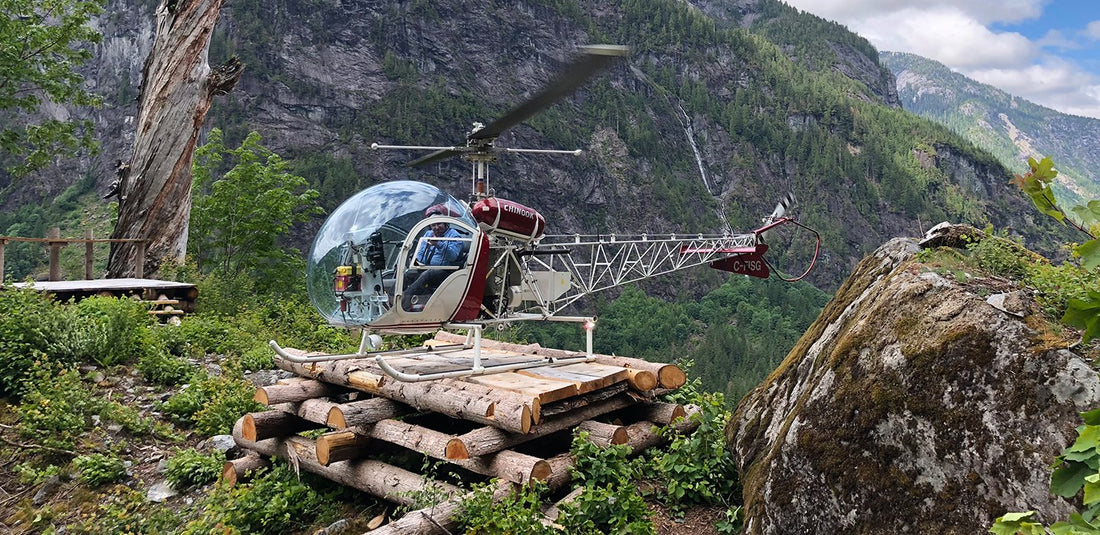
[48,228,63,281]
[84,229,94,280]
[0,238,6,286]
[134,241,146,279]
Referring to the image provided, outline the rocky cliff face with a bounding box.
[728,234,1098,533]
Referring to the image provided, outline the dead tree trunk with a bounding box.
[107,0,242,277]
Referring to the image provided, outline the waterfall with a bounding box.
[630,66,732,233]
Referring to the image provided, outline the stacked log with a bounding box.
[229,332,699,533]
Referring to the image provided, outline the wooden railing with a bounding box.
[0,227,147,284]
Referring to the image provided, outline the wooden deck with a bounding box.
[11,278,198,312]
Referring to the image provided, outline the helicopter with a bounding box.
[269,45,820,382]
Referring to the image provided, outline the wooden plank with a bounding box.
[518,362,629,393]
[465,372,579,404]
[380,351,546,376]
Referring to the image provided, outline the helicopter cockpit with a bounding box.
[306,180,480,329]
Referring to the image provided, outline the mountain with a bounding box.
[882,51,1100,203]
[0,0,1074,291]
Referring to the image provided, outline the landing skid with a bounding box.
[269,317,596,382]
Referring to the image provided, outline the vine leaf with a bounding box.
[1052,461,1093,498]
[1075,239,1100,271]
[1063,290,1100,344]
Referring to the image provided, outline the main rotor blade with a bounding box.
[470,44,629,141]
[407,148,465,167]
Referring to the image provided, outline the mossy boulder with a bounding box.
[728,237,1100,534]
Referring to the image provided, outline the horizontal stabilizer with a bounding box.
[711,252,770,278]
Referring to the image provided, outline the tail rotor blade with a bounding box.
[769,191,795,220]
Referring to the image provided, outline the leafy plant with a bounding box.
[656,384,738,508]
[190,128,321,296]
[559,432,655,534]
[73,295,159,366]
[0,0,104,176]
[16,362,98,449]
[716,506,744,534]
[165,448,226,489]
[73,452,126,486]
[0,287,62,397]
[69,487,179,535]
[1013,156,1100,342]
[181,464,339,534]
[966,232,1039,281]
[138,349,197,385]
[160,371,262,435]
[457,481,555,535]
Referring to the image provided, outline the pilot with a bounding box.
[402,205,463,311]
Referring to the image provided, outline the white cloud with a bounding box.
[966,61,1100,118]
[781,0,1100,119]
[1086,20,1100,40]
[783,0,1046,25]
[850,7,1036,70]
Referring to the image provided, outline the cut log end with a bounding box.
[241,414,258,442]
[327,406,347,428]
[627,370,658,392]
[670,404,687,423]
[521,404,532,434]
[658,365,687,389]
[445,439,470,461]
[221,461,237,486]
[253,389,269,405]
[530,460,552,482]
[610,427,629,445]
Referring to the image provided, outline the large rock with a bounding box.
[728,237,1100,534]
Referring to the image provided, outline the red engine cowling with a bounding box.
[472,198,546,241]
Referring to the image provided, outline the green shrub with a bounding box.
[152,321,204,359]
[0,287,61,397]
[137,349,197,385]
[239,343,275,372]
[1029,262,1100,320]
[166,448,226,489]
[562,433,655,534]
[160,371,262,435]
[172,314,259,358]
[181,464,339,534]
[16,363,98,449]
[73,452,127,486]
[656,384,738,508]
[70,487,179,534]
[14,462,62,485]
[967,234,1038,281]
[557,483,654,534]
[43,307,110,365]
[16,362,163,448]
[73,295,158,365]
[254,295,358,353]
[457,481,555,535]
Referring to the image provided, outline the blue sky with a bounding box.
[782,0,1100,119]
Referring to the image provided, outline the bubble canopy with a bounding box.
[306,180,474,324]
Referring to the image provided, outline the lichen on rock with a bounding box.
[728,234,1099,534]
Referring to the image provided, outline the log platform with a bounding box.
[231,331,699,533]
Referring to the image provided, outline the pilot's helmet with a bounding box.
[425,204,449,217]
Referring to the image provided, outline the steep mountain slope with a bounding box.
[0,0,1070,291]
[883,51,1100,203]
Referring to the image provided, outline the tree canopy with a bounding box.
[0,0,104,177]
